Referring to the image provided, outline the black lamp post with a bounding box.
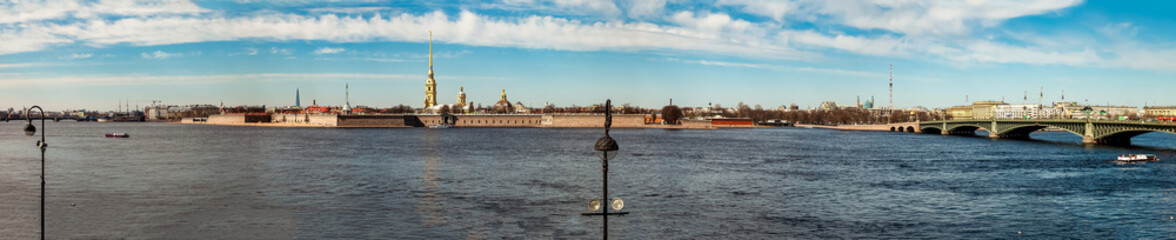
[582,99,627,240]
[23,106,47,240]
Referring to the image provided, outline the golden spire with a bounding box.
[500,88,507,101]
[428,30,433,74]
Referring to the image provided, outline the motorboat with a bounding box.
[105,133,130,138]
[1116,154,1158,162]
[428,125,452,129]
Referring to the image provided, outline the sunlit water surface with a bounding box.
[2,122,1176,239]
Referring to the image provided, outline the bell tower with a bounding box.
[424,30,437,108]
[456,86,466,108]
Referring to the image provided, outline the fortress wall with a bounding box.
[207,114,245,125]
[271,114,339,126]
[418,114,543,127]
[541,114,646,128]
[337,115,410,127]
[680,119,713,129]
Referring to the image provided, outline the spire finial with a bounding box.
[429,30,433,71]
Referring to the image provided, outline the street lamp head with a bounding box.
[610,198,624,211]
[23,122,35,137]
[595,135,619,161]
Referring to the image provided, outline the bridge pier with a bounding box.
[1094,136,1132,146]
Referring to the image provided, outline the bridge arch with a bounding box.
[920,126,942,134]
[993,124,1085,140]
[945,124,988,135]
[1093,127,1176,145]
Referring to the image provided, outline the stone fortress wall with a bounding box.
[193,113,715,129]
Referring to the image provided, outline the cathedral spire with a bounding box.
[424,30,437,108]
[429,30,433,75]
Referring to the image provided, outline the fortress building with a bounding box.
[424,31,437,108]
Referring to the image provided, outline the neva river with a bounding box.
[3,122,1176,239]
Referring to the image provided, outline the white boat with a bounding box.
[1116,154,1158,162]
[428,125,452,129]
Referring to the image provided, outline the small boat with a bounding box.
[428,125,452,129]
[1116,154,1158,162]
[105,133,130,138]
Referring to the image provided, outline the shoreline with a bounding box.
[796,122,923,132]
[173,121,722,130]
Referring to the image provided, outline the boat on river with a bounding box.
[1116,154,1158,162]
[105,133,130,138]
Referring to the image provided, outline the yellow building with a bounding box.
[1145,106,1176,117]
[970,101,1007,119]
[424,31,438,108]
[946,106,973,120]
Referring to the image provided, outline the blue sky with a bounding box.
[1,0,1174,111]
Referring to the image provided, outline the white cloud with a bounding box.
[305,7,392,14]
[1,0,1170,73]
[314,47,346,54]
[61,53,93,59]
[666,57,939,81]
[667,58,773,69]
[0,62,48,68]
[807,0,1083,36]
[621,0,666,18]
[141,50,182,59]
[0,73,509,88]
[492,0,623,18]
[716,0,794,22]
[270,47,292,55]
[0,0,206,24]
[1,10,808,59]
[783,30,910,56]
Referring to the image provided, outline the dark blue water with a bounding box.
[3,122,1176,239]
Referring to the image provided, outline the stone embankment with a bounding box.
[797,122,922,133]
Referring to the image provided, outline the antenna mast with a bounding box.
[889,64,893,109]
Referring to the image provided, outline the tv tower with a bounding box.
[889,64,893,109]
[342,83,352,113]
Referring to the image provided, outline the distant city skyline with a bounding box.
[2,0,1175,111]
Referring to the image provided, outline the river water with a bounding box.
[2,122,1176,239]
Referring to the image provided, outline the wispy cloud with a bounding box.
[61,53,93,59]
[0,73,508,88]
[270,47,292,55]
[305,7,391,14]
[666,57,941,82]
[314,47,346,55]
[141,50,182,59]
[0,62,48,68]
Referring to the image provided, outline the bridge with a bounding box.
[919,119,1176,145]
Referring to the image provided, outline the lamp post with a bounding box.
[23,106,47,240]
[582,99,627,240]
